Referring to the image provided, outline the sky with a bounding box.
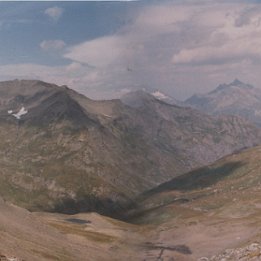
[2,0,261,100]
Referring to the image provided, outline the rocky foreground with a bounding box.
[0,255,23,261]
[199,242,261,261]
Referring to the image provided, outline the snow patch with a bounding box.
[151,90,169,100]
[11,107,28,120]
[102,114,113,118]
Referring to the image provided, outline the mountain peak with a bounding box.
[209,79,253,94]
[185,79,261,127]
[120,90,156,108]
[231,78,243,86]
[229,78,253,89]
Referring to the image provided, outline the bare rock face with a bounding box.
[0,80,260,215]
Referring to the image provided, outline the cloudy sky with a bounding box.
[2,0,261,100]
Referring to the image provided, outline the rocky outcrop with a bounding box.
[0,254,23,261]
[199,242,261,261]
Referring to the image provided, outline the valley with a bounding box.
[2,1,261,260]
[0,80,261,260]
[2,146,261,260]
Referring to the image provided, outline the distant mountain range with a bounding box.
[0,80,260,216]
[185,79,261,127]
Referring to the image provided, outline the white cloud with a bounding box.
[61,2,206,97]
[44,6,64,21]
[40,40,66,51]
[134,5,194,29]
[64,36,127,67]
[172,4,261,65]
[4,1,261,100]
[40,2,261,99]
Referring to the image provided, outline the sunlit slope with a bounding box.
[0,198,108,261]
[130,146,261,222]
[0,197,153,261]
[125,146,261,260]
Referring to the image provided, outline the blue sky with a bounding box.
[1,0,261,99]
[0,2,139,65]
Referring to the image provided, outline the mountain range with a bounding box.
[1,79,261,260]
[0,80,260,216]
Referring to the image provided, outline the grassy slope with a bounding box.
[0,198,151,261]
[123,146,261,259]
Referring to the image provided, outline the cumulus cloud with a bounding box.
[44,6,64,21]
[134,5,193,29]
[64,36,127,67]
[63,1,261,99]
[40,40,66,51]
[172,4,261,66]
[61,2,209,97]
[4,1,261,100]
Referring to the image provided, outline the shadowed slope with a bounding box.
[145,161,244,195]
[123,146,261,260]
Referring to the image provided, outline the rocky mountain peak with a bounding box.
[185,79,261,126]
[120,89,182,108]
[210,79,253,95]
[228,78,253,89]
[231,78,243,85]
[120,90,157,108]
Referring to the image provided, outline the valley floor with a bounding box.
[3,146,261,260]
[1,197,261,261]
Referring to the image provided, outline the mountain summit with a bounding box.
[210,78,254,94]
[121,89,181,107]
[185,79,261,126]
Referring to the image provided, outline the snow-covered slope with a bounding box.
[151,90,182,105]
